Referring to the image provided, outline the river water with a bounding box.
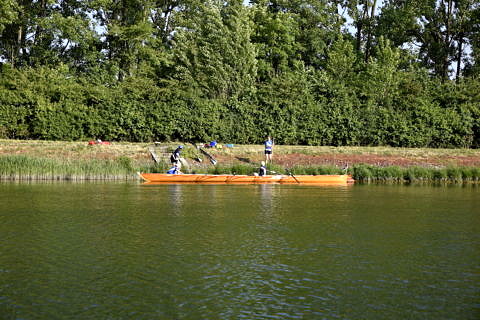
[0,182,479,319]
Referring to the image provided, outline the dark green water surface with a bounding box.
[0,182,479,319]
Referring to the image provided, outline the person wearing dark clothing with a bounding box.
[170,145,183,165]
[259,161,267,176]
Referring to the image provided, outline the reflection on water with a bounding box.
[168,184,184,216]
[258,184,277,220]
[0,182,478,319]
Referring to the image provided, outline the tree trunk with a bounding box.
[442,0,454,81]
[33,0,47,47]
[15,25,23,66]
[456,34,463,82]
[364,0,377,63]
[355,20,363,52]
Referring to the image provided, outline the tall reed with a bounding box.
[1,155,479,183]
[351,164,480,183]
[0,155,137,180]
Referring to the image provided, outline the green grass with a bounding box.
[1,139,480,183]
[2,139,479,160]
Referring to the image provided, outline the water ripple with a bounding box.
[0,183,479,319]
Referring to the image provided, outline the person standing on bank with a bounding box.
[170,145,183,166]
[264,136,274,163]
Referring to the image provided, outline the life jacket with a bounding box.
[259,165,267,176]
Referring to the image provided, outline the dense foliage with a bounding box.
[1,0,479,147]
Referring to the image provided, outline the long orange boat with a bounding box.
[138,173,354,184]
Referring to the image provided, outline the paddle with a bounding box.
[190,143,217,165]
[199,147,218,165]
[286,169,300,183]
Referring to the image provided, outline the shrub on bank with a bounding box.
[1,66,479,148]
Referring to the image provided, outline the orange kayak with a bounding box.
[138,173,354,184]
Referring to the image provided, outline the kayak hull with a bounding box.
[139,173,354,184]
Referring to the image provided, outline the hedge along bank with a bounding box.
[0,66,479,148]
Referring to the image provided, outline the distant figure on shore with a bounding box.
[170,145,183,165]
[166,164,182,174]
[264,136,274,163]
[259,161,267,176]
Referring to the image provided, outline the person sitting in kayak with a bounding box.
[170,145,183,165]
[259,161,267,176]
[166,164,182,174]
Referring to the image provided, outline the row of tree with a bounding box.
[0,0,479,147]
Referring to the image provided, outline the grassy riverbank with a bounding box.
[1,139,479,183]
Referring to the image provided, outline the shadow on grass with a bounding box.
[235,157,251,163]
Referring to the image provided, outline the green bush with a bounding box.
[433,168,448,181]
[352,164,374,181]
[446,166,463,182]
[380,166,404,181]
